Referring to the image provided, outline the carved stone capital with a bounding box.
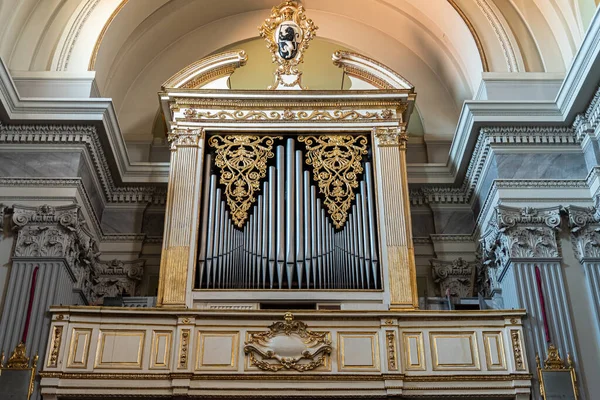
[373,127,408,148]
[565,205,600,261]
[480,206,561,274]
[9,204,84,260]
[88,259,146,303]
[430,257,477,298]
[167,128,204,151]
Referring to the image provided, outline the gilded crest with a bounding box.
[244,312,332,372]
[259,1,318,89]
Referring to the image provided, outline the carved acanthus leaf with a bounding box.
[430,258,477,298]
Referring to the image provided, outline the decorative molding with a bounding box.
[244,312,332,372]
[47,326,63,368]
[473,0,519,72]
[182,108,397,121]
[385,330,398,371]
[510,329,525,371]
[332,51,414,90]
[430,258,477,298]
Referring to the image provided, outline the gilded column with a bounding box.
[373,127,417,309]
[158,128,205,308]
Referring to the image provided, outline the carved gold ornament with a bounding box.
[374,127,408,148]
[209,135,281,227]
[183,108,395,121]
[386,330,398,371]
[299,135,368,229]
[259,1,318,88]
[510,330,525,371]
[244,312,332,372]
[47,326,63,368]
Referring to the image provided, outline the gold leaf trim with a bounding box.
[299,135,368,228]
[244,312,332,372]
[209,135,281,227]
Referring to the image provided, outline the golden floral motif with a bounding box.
[244,312,332,372]
[209,135,281,227]
[510,330,525,371]
[183,108,393,121]
[386,331,398,371]
[299,135,368,228]
[178,330,190,369]
[47,326,63,368]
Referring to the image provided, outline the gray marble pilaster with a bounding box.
[482,205,581,399]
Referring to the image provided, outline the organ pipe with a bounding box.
[198,137,381,290]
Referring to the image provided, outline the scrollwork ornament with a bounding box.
[244,312,332,372]
[299,135,368,228]
[258,1,318,89]
[209,135,281,227]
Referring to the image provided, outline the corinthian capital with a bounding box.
[9,204,85,260]
[481,206,561,270]
[565,205,600,261]
[373,127,408,148]
[167,128,204,150]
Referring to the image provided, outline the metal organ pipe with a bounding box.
[197,137,380,291]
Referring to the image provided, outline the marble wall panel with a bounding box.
[495,153,587,179]
[432,208,475,234]
[411,206,435,237]
[0,151,81,178]
[101,207,145,234]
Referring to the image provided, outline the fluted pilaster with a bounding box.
[373,127,417,308]
[158,129,205,307]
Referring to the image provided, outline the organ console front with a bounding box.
[156,1,418,310]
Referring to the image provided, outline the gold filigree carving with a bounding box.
[244,312,332,372]
[510,330,525,371]
[178,329,190,369]
[259,1,318,89]
[209,135,281,227]
[373,127,408,148]
[6,342,37,369]
[47,326,63,368]
[539,343,567,370]
[386,330,398,371]
[299,135,368,228]
[183,108,394,121]
[167,129,204,151]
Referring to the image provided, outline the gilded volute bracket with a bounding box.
[244,312,332,372]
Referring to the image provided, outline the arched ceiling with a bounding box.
[0,0,596,148]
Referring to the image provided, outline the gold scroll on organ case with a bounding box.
[196,134,381,290]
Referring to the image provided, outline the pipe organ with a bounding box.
[197,135,380,290]
[156,1,420,310]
